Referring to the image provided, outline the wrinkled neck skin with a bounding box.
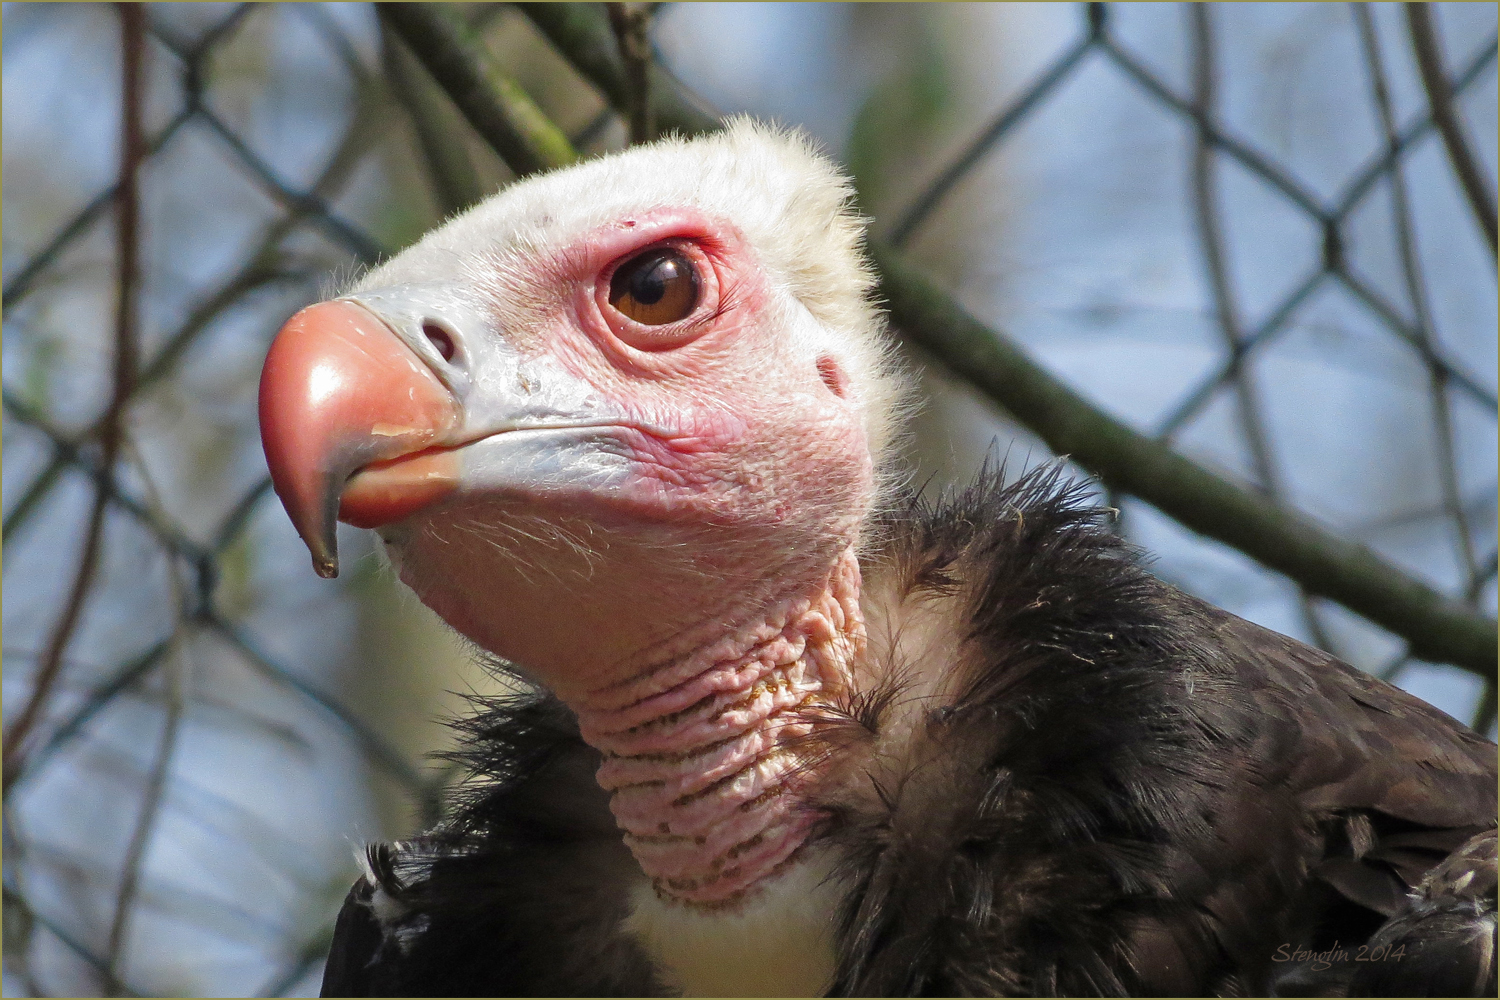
[388,499,869,908]
[576,545,863,907]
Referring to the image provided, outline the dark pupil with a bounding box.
[628,254,679,304]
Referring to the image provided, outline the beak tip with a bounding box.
[303,521,341,579]
[261,297,460,582]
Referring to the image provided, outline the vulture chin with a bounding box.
[259,121,1496,998]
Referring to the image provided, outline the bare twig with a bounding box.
[1355,4,1480,586]
[606,3,655,143]
[101,653,184,994]
[1473,679,1498,735]
[9,13,246,307]
[5,6,377,789]
[1334,34,1498,217]
[2,451,67,543]
[2,4,148,787]
[890,6,1102,248]
[1099,31,1327,220]
[377,3,577,177]
[381,20,486,216]
[1189,5,1334,652]
[103,440,194,995]
[256,916,340,998]
[1155,268,1327,440]
[205,612,432,796]
[16,637,174,783]
[1405,2,1498,256]
[1,886,144,997]
[3,67,380,548]
[1,109,192,312]
[1156,35,1496,441]
[517,2,719,136]
[1331,265,1496,410]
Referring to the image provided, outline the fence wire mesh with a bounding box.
[2,3,1495,996]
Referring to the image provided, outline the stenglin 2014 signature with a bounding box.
[1271,941,1407,972]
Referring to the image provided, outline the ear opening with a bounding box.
[817,355,848,398]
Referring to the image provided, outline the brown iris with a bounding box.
[608,247,701,326]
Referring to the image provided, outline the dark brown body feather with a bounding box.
[322,468,1496,997]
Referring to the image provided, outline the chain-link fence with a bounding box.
[3,3,1495,996]
[872,0,1498,689]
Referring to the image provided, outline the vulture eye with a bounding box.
[609,247,700,326]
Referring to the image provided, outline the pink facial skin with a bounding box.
[387,207,875,707]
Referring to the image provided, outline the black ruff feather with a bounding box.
[321,466,1496,998]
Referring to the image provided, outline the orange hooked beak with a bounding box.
[259,300,461,578]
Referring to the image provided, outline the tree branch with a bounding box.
[1405,2,1498,257]
[605,3,655,143]
[1189,4,1335,654]
[377,3,577,177]
[889,16,1100,248]
[517,1,719,136]
[102,443,195,996]
[2,4,148,786]
[3,74,377,550]
[381,20,486,216]
[872,246,1495,679]
[447,2,1498,678]
[1355,4,1481,587]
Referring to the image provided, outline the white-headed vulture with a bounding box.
[258,121,1497,998]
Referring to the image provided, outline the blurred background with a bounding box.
[2,3,1495,995]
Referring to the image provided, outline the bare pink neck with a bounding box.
[568,547,863,907]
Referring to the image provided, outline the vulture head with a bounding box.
[262,121,904,906]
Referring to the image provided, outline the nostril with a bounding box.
[423,322,457,364]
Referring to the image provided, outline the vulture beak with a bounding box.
[261,283,623,579]
[259,296,462,578]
